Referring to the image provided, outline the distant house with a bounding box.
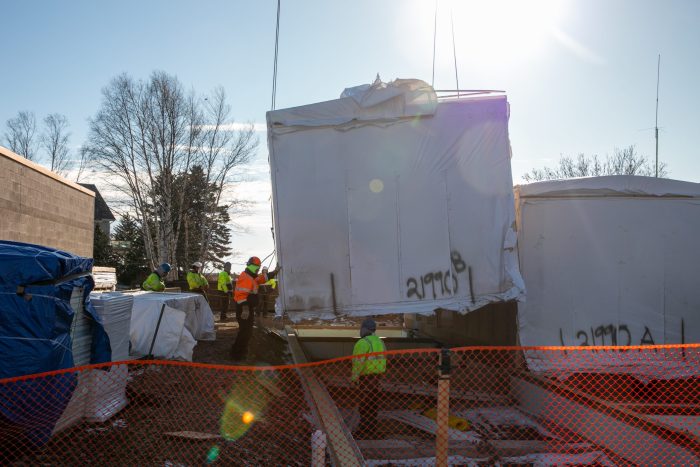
[79,183,115,236]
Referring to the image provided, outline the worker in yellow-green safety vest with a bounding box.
[261,267,278,289]
[187,262,209,294]
[217,262,233,321]
[142,263,171,291]
[351,318,386,439]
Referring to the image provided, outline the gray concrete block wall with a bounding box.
[0,147,95,257]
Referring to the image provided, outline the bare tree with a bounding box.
[523,145,668,182]
[4,111,38,161]
[86,72,256,275]
[41,113,71,174]
[197,87,258,260]
[74,145,91,183]
[87,72,193,273]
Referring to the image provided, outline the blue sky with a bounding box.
[2,0,699,265]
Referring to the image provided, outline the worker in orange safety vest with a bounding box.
[230,256,279,360]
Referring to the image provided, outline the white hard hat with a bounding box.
[192,261,203,268]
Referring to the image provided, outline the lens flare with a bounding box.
[369,178,384,193]
[206,445,220,463]
[219,373,274,441]
[221,398,254,441]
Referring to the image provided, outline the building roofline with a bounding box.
[0,145,95,197]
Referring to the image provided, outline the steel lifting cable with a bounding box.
[264,250,276,269]
[271,0,281,111]
[432,1,461,95]
[450,6,460,97]
[261,249,275,265]
[431,0,438,87]
[268,0,281,259]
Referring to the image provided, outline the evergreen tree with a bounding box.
[173,165,232,269]
[92,225,118,267]
[207,204,232,268]
[112,213,149,287]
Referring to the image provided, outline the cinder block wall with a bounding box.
[0,146,95,257]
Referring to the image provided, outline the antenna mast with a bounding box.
[655,54,660,177]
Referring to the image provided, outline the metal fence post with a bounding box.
[436,348,451,467]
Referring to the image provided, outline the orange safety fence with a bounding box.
[1,345,699,466]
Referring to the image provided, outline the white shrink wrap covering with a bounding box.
[267,79,523,321]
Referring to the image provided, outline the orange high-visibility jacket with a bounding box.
[234,270,267,304]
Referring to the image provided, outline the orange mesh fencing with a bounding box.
[1,345,699,466]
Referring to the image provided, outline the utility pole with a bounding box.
[655,54,660,178]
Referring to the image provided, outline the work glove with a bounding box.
[240,304,250,320]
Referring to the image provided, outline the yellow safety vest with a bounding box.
[187,271,208,290]
[351,334,387,381]
[217,271,232,292]
[142,272,165,291]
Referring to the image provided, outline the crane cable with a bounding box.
[450,6,460,97]
[268,0,281,261]
[431,0,438,87]
[432,1,462,95]
[271,0,281,111]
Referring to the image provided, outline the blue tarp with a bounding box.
[0,241,111,445]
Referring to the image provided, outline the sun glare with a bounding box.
[399,0,568,72]
[452,0,565,64]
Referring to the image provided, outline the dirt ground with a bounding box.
[193,314,292,366]
[14,363,314,466]
[7,313,410,465]
[7,314,306,466]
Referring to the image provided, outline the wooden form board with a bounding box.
[285,326,364,466]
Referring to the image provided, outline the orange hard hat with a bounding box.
[247,256,262,266]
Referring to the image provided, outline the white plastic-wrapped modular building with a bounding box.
[267,79,524,321]
[515,176,700,351]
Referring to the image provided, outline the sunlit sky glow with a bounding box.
[2,0,699,266]
[402,0,569,68]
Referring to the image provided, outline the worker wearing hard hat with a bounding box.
[187,261,209,293]
[351,318,387,439]
[217,262,233,321]
[262,266,278,289]
[230,256,279,360]
[256,266,278,315]
[142,263,171,292]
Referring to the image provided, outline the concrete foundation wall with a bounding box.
[0,147,95,257]
[405,301,519,347]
